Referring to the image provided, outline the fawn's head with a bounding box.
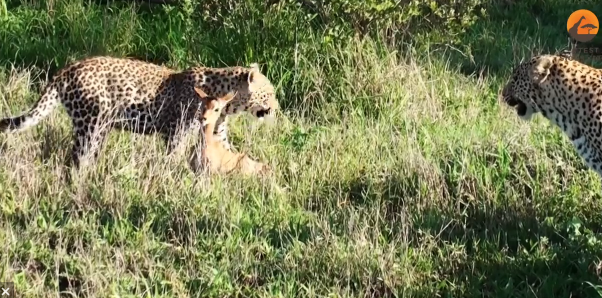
[195,87,236,125]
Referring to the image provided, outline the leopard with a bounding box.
[500,53,602,177]
[0,56,279,173]
[195,87,271,176]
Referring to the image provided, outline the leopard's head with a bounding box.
[234,63,279,124]
[500,55,559,121]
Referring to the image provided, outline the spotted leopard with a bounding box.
[0,56,279,172]
[500,54,602,177]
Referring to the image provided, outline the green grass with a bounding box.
[1,0,602,297]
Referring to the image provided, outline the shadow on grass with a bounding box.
[416,205,602,297]
[439,1,602,79]
[3,155,601,297]
[300,147,602,297]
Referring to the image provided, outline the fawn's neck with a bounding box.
[203,121,216,145]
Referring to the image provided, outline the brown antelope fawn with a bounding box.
[195,87,271,176]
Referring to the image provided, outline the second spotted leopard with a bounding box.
[500,54,602,177]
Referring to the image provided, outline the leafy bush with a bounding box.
[163,0,486,45]
[281,0,487,44]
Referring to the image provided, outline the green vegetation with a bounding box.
[1,0,602,296]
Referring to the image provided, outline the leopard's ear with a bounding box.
[249,63,260,72]
[247,63,261,85]
[530,56,553,85]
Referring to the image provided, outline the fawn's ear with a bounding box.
[218,91,237,106]
[195,87,213,107]
[194,86,209,99]
[194,86,208,97]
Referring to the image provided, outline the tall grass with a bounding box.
[0,0,601,297]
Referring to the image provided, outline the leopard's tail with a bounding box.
[0,82,61,133]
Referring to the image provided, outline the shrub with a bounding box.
[283,0,487,44]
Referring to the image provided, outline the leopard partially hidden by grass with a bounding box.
[195,88,271,176]
[0,56,279,174]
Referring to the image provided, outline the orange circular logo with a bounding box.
[567,9,599,42]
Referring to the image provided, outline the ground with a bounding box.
[0,1,602,297]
